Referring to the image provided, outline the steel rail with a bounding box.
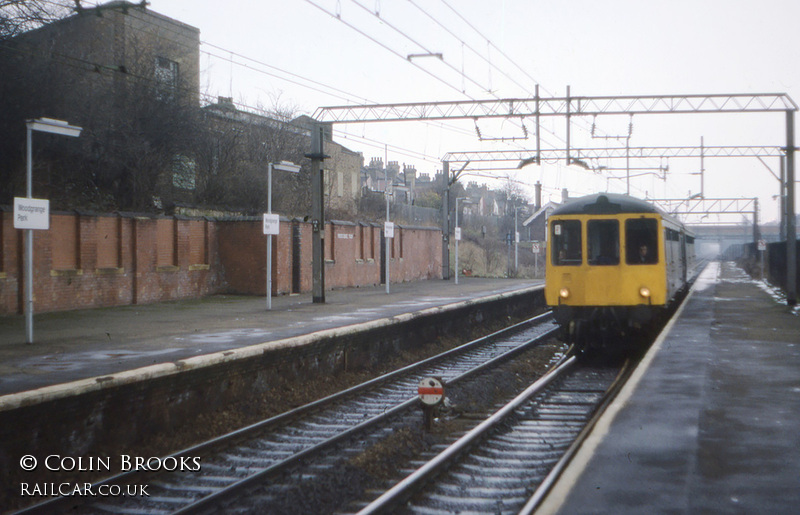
[17,312,558,515]
[173,315,560,514]
[356,354,578,515]
[518,358,633,514]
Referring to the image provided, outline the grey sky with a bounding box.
[151,0,799,223]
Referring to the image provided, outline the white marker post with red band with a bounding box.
[418,377,445,431]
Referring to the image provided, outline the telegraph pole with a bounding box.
[786,110,796,306]
[441,161,450,280]
[307,123,328,303]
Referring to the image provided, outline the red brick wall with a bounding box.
[0,210,442,315]
[0,211,223,315]
[217,219,442,295]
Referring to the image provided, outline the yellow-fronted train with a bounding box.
[545,193,697,350]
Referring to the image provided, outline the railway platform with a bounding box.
[0,277,541,397]
[540,261,800,514]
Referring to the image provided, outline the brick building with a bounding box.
[275,115,364,217]
[1,1,366,217]
[0,2,443,316]
[0,1,201,210]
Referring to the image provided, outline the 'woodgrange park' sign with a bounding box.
[14,197,50,230]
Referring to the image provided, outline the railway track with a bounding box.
[19,312,561,515]
[353,354,630,514]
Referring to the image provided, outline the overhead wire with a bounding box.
[62,1,465,163]
[407,0,536,97]
[1,29,444,168]
[347,0,490,93]
[333,0,569,154]
[302,0,475,100]
[433,0,673,192]
[74,0,571,159]
[34,2,678,198]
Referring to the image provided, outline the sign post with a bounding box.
[384,221,394,294]
[418,377,445,431]
[758,238,767,281]
[22,118,81,344]
[265,161,301,310]
[263,213,280,310]
[454,197,471,285]
[532,240,541,277]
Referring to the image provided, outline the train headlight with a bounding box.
[639,287,651,298]
[559,287,570,299]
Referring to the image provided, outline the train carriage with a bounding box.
[544,193,695,348]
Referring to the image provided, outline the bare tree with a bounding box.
[0,0,74,40]
[0,11,204,211]
[196,100,309,216]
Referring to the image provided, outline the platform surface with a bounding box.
[0,277,541,397]
[540,261,800,514]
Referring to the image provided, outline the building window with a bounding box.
[155,56,178,100]
[173,155,196,190]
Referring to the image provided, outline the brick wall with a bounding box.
[0,286,544,507]
[0,210,443,315]
[0,210,221,315]
[217,217,443,295]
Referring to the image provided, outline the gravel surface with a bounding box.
[11,315,552,513]
[235,339,566,514]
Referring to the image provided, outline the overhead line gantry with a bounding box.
[312,91,798,304]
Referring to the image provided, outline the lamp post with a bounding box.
[22,118,82,344]
[384,182,393,294]
[455,197,473,284]
[265,160,301,310]
[514,205,520,274]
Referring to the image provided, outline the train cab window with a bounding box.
[587,220,619,265]
[551,220,582,265]
[626,218,658,265]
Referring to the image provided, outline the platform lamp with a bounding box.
[455,197,475,285]
[23,118,82,344]
[265,160,301,310]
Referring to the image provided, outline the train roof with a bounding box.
[550,193,663,216]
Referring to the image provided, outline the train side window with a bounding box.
[626,218,658,265]
[587,220,619,265]
[551,220,582,265]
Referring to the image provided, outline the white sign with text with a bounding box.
[14,197,49,230]
[263,213,280,235]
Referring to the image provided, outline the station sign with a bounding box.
[384,221,394,238]
[418,377,444,406]
[14,197,49,230]
[263,213,280,235]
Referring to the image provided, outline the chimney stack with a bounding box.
[535,181,542,211]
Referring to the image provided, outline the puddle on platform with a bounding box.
[19,348,182,372]
[183,328,271,344]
